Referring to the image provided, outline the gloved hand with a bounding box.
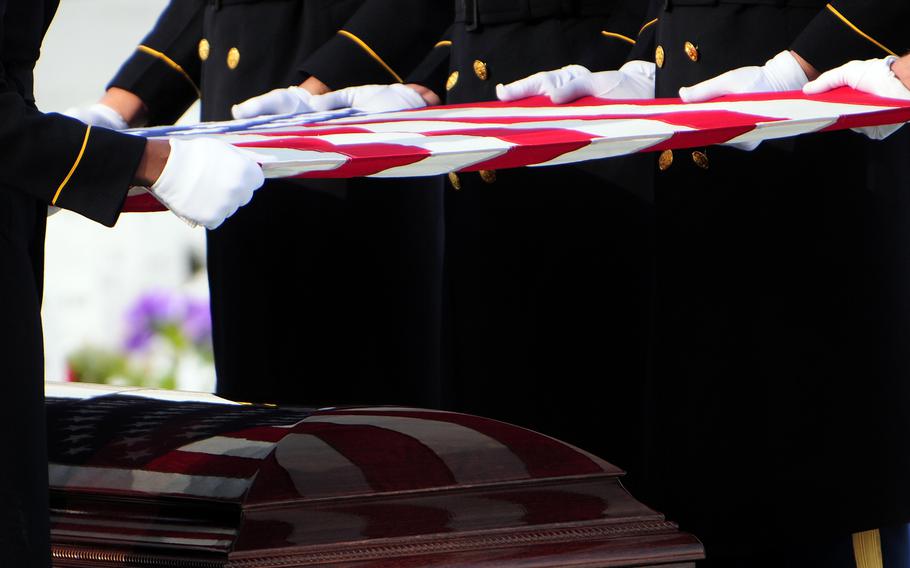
[496,62,656,103]
[679,50,809,103]
[63,103,128,130]
[804,56,910,140]
[306,84,428,113]
[679,51,809,150]
[232,86,315,119]
[149,138,264,230]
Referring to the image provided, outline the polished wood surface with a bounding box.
[47,385,703,567]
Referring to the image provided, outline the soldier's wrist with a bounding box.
[789,50,819,81]
[100,87,148,128]
[406,83,440,106]
[299,76,331,96]
[133,139,171,187]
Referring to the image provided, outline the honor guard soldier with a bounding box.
[412,0,654,479]
[1,1,264,565]
[500,0,910,565]
[71,0,453,407]
[232,0,653,483]
[238,0,654,478]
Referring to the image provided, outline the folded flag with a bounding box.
[124,88,910,213]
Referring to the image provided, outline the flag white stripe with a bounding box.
[177,436,277,459]
[49,464,252,499]
[275,433,372,497]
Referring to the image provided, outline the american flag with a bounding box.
[47,386,629,555]
[46,393,315,502]
[123,87,910,213]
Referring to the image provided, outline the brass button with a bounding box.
[692,151,709,170]
[479,170,497,184]
[198,39,210,61]
[658,149,674,171]
[448,172,462,190]
[684,41,699,62]
[227,47,240,70]
[446,71,459,91]
[473,60,489,81]
[655,45,665,68]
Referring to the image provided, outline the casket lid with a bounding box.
[48,383,702,567]
[46,384,620,506]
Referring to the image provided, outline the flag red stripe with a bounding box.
[143,450,265,478]
[293,422,458,492]
[318,410,610,479]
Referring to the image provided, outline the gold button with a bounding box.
[479,170,497,184]
[198,39,210,61]
[473,60,489,81]
[658,149,674,171]
[684,42,699,62]
[655,45,665,68]
[448,172,462,190]
[692,151,709,169]
[227,47,240,70]
[446,71,459,91]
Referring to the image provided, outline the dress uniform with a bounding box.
[407,0,652,475]
[1,2,145,564]
[623,1,910,564]
[107,0,453,407]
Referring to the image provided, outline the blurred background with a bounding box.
[37,0,213,391]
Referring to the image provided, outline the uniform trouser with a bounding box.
[207,177,444,408]
[443,162,654,476]
[0,190,50,568]
[646,129,910,562]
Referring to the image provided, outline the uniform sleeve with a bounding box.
[0,77,146,226]
[405,27,454,97]
[626,0,662,63]
[792,1,910,73]
[107,0,205,126]
[300,0,454,89]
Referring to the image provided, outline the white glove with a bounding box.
[63,103,128,130]
[307,84,427,113]
[497,62,656,103]
[804,56,910,140]
[680,50,809,103]
[679,51,809,150]
[149,138,264,230]
[232,86,315,119]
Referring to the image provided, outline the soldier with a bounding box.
[1,1,264,565]
[417,0,653,478]
[499,1,910,565]
[235,0,652,476]
[71,0,453,407]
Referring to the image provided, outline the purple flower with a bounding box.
[182,298,212,347]
[124,326,156,352]
[123,290,213,353]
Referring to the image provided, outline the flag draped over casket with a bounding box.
[124,88,910,213]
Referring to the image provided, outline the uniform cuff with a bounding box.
[53,127,147,227]
[792,6,899,73]
[301,32,404,90]
[406,43,452,98]
[108,48,200,126]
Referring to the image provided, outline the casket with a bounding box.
[46,383,703,567]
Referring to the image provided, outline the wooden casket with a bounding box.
[46,384,703,567]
